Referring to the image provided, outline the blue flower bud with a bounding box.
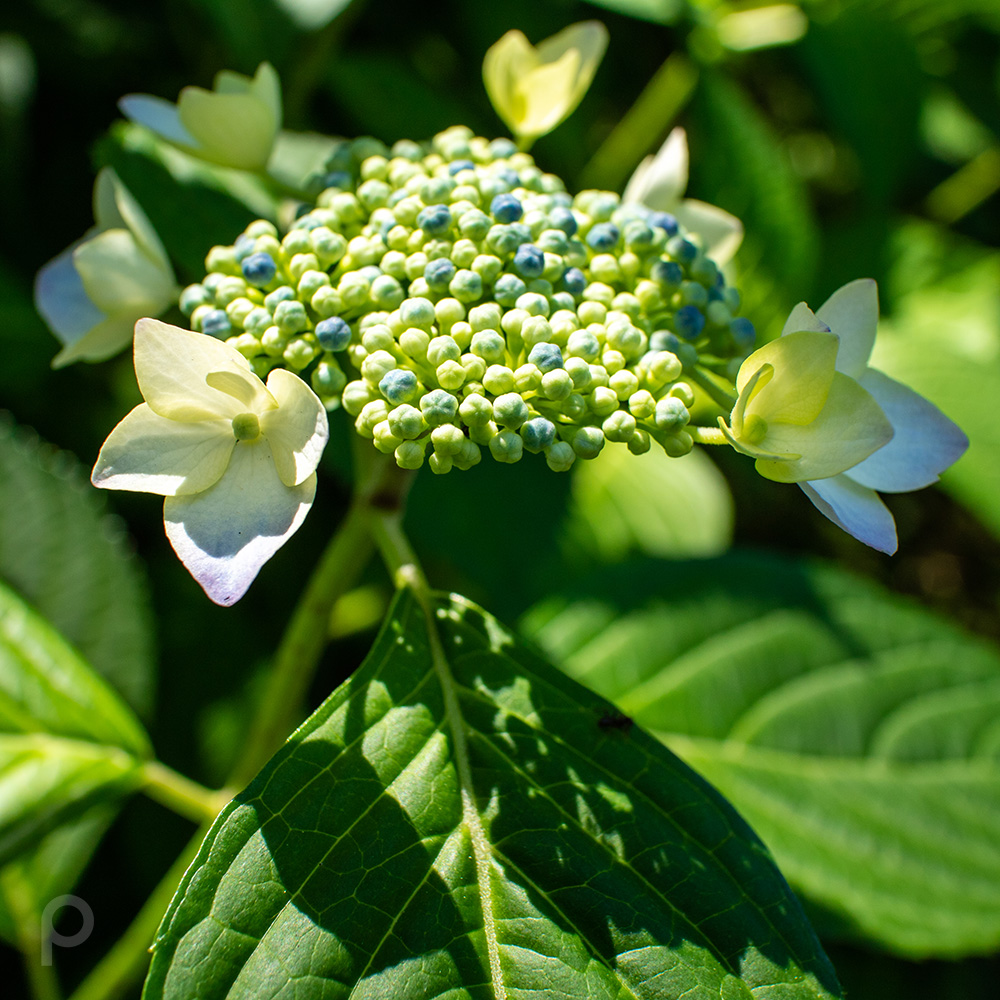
[651,259,684,288]
[180,284,211,315]
[681,280,709,308]
[494,272,528,307]
[549,206,578,236]
[513,244,545,278]
[674,305,706,341]
[528,342,564,373]
[520,417,556,453]
[586,223,620,251]
[490,137,518,158]
[201,309,231,337]
[417,203,452,235]
[491,193,523,223]
[624,221,655,250]
[264,285,295,311]
[379,368,419,404]
[667,235,697,263]
[649,212,678,236]
[424,257,457,290]
[448,159,475,176]
[730,316,756,352]
[312,316,350,353]
[234,233,257,261]
[557,268,585,297]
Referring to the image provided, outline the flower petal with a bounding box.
[534,20,608,117]
[52,316,138,368]
[249,62,282,128]
[846,369,970,492]
[781,302,829,337]
[739,330,839,424]
[483,30,535,135]
[94,168,172,273]
[800,477,898,554]
[755,371,894,482]
[672,198,744,266]
[73,230,176,316]
[163,441,315,606]
[623,127,689,209]
[815,278,878,377]
[259,368,329,487]
[516,48,583,138]
[177,89,278,170]
[92,403,233,496]
[134,319,255,422]
[118,94,197,148]
[34,242,107,344]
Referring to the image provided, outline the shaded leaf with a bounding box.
[582,0,687,26]
[144,589,840,999]
[522,552,1000,957]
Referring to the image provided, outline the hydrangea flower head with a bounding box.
[35,169,177,367]
[120,63,281,172]
[92,319,328,605]
[483,22,608,147]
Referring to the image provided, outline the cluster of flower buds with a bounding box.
[179,126,755,474]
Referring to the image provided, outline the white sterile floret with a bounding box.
[92,319,329,605]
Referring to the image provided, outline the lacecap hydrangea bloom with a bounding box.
[35,168,178,367]
[119,62,281,172]
[180,126,758,478]
[724,280,968,552]
[92,318,328,605]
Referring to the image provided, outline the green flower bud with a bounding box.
[628,389,656,420]
[590,254,621,285]
[577,300,607,325]
[602,350,626,375]
[437,359,466,390]
[371,274,405,309]
[226,296,256,327]
[311,285,343,318]
[215,276,248,307]
[628,429,652,455]
[669,382,696,408]
[513,364,542,393]
[281,229,311,258]
[521,316,553,348]
[420,389,459,427]
[561,393,587,421]
[564,356,592,390]
[388,403,424,439]
[609,369,639,400]
[681,280,709,308]
[399,328,430,360]
[587,364,610,389]
[312,360,347,400]
[662,430,693,457]
[261,325,289,357]
[362,324,395,352]
[427,335,461,366]
[603,409,636,442]
[435,297,466,331]
[246,219,278,239]
[483,365,515,395]
[589,386,619,417]
[572,426,605,460]
[472,254,503,285]
[516,292,550,317]
[431,423,466,457]
[449,268,483,303]
[471,330,506,364]
[228,333,262,359]
[373,420,404,454]
[400,296,436,329]
[342,379,375,415]
[380,250,407,280]
[451,239,479,268]
[541,369,573,401]
[356,399,390,437]
[567,329,600,361]
[706,300,732,328]
[493,392,529,428]
[654,396,690,432]
[490,429,523,464]
[647,351,683,386]
[583,282,615,307]
[459,393,493,427]
[461,353,487,383]
[469,419,499,446]
[395,440,426,470]
[452,438,482,471]
[429,452,453,475]
[338,274,370,310]
[605,321,645,360]
[361,349,398,384]
[283,337,317,370]
[545,441,576,472]
[206,244,240,275]
[468,303,502,332]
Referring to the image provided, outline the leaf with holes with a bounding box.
[144,588,841,999]
[522,553,1000,957]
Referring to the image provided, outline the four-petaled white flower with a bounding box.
[783,280,968,554]
[483,22,608,148]
[119,63,281,172]
[92,319,329,605]
[35,169,178,368]
[623,127,744,266]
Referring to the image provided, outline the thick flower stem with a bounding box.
[139,761,229,824]
[578,52,698,192]
[690,426,729,446]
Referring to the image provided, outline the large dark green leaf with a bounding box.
[144,589,840,999]
[522,553,1000,957]
[0,581,149,868]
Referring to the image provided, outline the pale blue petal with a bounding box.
[815,278,878,378]
[847,369,969,492]
[800,476,898,554]
[34,243,106,344]
[163,441,315,606]
[118,94,197,148]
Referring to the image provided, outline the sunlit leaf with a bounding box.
[144,589,840,999]
[523,552,1000,957]
[272,0,352,32]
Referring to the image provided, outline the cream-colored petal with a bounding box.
[738,330,839,424]
[118,94,197,148]
[516,48,582,138]
[205,370,275,414]
[623,127,689,210]
[92,168,125,231]
[672,198,744,266]
[718,415,798,462]
[177,89,278,171]
[134,319,254,422]
[816,278,878,377]
[52,316,137,368]
[483,30,536,135]
[755,372,893,482]
[781,301,828,337]
[259,368,329,487]
[92,403,233,496]
[800,477,898,554]
[249,62,282,128]
[535,20,608,97]
[107,171,172,272]
[73,230,176,316]
[847,369,969,492]
[163,442,315,606]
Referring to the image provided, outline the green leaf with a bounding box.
[0,416,155,715]
[144,589,840,999]
[564,446,734,562]
[871,219,1000,539]
[272,0,352,31]
[0,581,149,868]
[268,129,342,192]
[582,0,687,26]
[521,553,1000,957]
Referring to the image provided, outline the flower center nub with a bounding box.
[742,413,768,445]
[232,412,261,441]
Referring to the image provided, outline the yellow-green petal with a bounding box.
[52,315,137,368]
[177,90,277,171]
[754,372,893,483]
[73,230,176,316]
[738,330,839,426]
[91,403,233,496]
[483,30,535,136]
[259,368,329,487]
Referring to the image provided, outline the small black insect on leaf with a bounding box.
[598,710,633,733]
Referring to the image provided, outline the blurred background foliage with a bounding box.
[0,0,998,996]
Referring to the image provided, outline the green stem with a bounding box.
[67,825,208,1000]
[690,425,729,446]
[139,761,228,825]
[688,367,738,412]
[371,507,428,596]
[1,867,64,1000]
[578,52,698,192]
